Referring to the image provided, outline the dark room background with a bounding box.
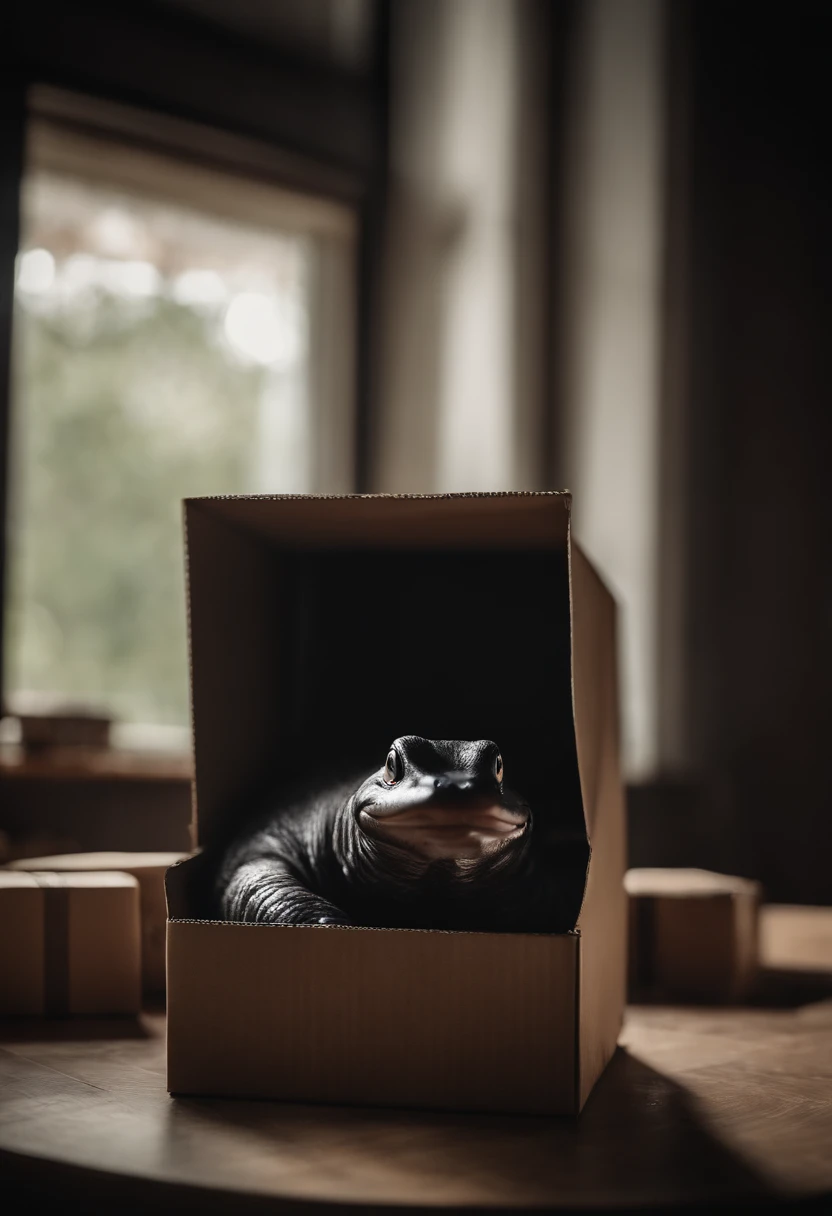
[1,0,829,904]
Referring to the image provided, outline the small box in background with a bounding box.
[0,870,141,1016]
[16,711,112,751]
[626,867,761,1003]
[8,851,188,994]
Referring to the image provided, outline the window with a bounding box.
[4,104,356,748]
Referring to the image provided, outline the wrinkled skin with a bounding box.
[217,736,576,933]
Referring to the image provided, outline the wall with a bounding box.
[0,0,387,857]
[557,0,666,780]
[678,2,832,902]
[372,0,555,494]
[555,0,831,903]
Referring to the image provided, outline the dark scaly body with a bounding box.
[217,736,576,933]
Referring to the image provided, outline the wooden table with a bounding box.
[2,907,831,1212]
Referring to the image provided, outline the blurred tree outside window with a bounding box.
[5,137,356,749]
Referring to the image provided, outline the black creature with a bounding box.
[217,736,577,933]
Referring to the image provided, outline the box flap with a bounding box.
[570,541,627,1109]
[185,499,285,853]
[188,491,571,550]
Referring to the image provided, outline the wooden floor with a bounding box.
[1,906,831,1212]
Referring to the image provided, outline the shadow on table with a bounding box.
[752,967,832,1009]
[0,1013,151,1043]
[161,1047,808,1212]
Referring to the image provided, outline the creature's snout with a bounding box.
[432,772,496,798]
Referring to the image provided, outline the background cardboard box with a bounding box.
[8,851,187,994]
[0,870,141,1015]
[626,867,761,1002]
[167,491,627,1114]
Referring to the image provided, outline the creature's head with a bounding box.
[348,736,530,864]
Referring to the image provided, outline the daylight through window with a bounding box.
[5,122,356,746]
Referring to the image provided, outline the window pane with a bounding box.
[5,159,354,739]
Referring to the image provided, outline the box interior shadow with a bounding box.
[183,530,589,930]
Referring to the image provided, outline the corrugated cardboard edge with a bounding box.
[185,490,573,506]
[569,534,627,1111]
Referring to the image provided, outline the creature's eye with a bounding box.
[494,752,504,784]
[383,748,403,784]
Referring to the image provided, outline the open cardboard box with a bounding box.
[166,492,626,1115]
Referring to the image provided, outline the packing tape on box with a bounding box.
[632,895,657,990]
[28,874,72,1016]
[41,881,70,1016]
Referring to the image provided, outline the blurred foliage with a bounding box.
[6,290,268,726]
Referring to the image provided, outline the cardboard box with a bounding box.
[17,711,111,750]
[0,870,141,1015]
[626,867,761,1002]
[8,851,187,994]
[167,492,627,1115]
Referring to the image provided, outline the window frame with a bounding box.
[0,0,389,718]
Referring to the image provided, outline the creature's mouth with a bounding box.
[361,803,528,861]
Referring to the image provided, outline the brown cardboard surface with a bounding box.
[171,492,625,1114]
[63,875,142,1014]
[185,500,283,855]
[0,871,142,1015]
[167,918,579,1114]
[0,873,44,1014]
[626,868,761,1001]
[570,542,628,1109]
[9,851,187,992]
